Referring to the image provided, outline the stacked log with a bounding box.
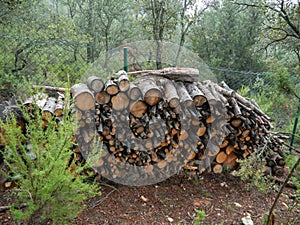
[70,68,286,182]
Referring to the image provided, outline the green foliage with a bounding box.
[191,0,265,72]
[193,209,206,225]
[236,154,272,192]
[237,68,298,131]
[237,85,251,97]
[0,98,100,224]
[267,67,297,96]
[285,154,300,194]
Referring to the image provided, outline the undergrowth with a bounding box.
[236,154,274,193]
[0,93,100,225]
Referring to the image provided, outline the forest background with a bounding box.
[0,0,299,148]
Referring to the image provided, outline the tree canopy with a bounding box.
[0,0,299,87]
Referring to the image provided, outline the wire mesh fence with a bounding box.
[0,35,299,132]
[0,35,92,86]
[0,36,280,86]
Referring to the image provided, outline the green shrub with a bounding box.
[194,209,206,225]
[0,97,100,225]
[236,154,273,192]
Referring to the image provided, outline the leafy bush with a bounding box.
[0,96,100,225]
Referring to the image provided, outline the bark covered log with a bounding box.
[142,67,199,82]
[137,77,162,106]
[117,70,130,92]
[162,79,180,108]
[54,94,64,116]
[175,82,193,108]
[105,79,119,96]
[185,82,206,107]
[87,76,104,93]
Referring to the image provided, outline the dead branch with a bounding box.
[32,85,68,93]
[267,155,300,225]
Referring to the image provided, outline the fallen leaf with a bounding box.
[193,198,211,208]
[140,195,149,202]
[234,202,242,208]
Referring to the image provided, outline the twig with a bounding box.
[92,189,116,208]
[269,131,290,139]
[281,142,300,155]
[96,179,120,192]
[266,154,300,225]
[0,203,27,213]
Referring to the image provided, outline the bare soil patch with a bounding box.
[2,172,298,225]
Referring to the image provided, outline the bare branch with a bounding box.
[264,33,289,50]
[234,0,300,60]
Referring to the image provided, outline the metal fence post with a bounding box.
[124,47,128,72]
[290,99,300,150]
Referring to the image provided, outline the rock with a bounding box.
[241,214,254,225]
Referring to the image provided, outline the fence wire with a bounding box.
[0,36,299,128]
[0,35,285,90]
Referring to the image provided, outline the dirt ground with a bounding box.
[1,172,298,225]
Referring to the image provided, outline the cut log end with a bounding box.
[71,83,95,111]
[144,89,162,106]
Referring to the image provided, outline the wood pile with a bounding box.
[71,68,286,182]
[0,67,287,188]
